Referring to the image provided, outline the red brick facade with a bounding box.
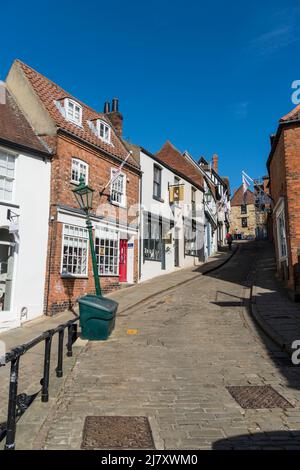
[268,122,300,299]
[44,133,140,315]
[6,60,141,316]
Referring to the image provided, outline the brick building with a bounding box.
[267,103,300,300]
[6,60,141,315]
[230,185,256,239]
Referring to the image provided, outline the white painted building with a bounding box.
[0,88,51,331]
[131,142,206,282]
[198,155,230,252]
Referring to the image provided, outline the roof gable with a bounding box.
[231,185,254,206]
[280,104,300,122]
[10,60,138,168]
[0,86,51,155]
[155,141,204,191]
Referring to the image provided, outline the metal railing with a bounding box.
[0,317,79,450]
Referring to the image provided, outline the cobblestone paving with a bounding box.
[252,242,300,353]
[23,243,300,449]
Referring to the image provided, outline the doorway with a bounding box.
[119,239,128,282]
[0,228,15,312]
[174,228,180,267]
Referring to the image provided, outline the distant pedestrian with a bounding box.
[226,232,233,251]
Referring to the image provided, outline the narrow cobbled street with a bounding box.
[28,242,300,449]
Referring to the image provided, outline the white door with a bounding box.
[0,228,17,331]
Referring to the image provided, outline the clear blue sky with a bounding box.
[2,0,300,192]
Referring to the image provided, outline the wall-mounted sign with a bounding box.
[164,233,172,244]
[169,184,184,203]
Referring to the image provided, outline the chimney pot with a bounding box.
[212,154,218,173]
[112,97,119,112]
[107,98,123,137]
[104,101,110,113]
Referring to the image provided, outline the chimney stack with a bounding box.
[212,154,218,173]
[106,97,123,137]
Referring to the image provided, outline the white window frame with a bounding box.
[64,98,83,126]
[184,218,198,257]
[110,169,127,207]
[61,224,89,277]
[71,158,89,185]
[95,227,119,276]
[276,208,288,262]
[0,148,17,203]
[97,119,111,143]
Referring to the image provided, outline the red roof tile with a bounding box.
[15,60,139,169]
[231,185,255,206]
[0,85,51,154]
[155,141,204,191]
[280,104,300,122]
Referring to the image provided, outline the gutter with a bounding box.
[0,137,53,159]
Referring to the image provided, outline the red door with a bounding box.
[119,240,128,282]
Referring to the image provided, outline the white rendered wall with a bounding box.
[140,151,205,281]
[14,154,51,324]
[0,150,51,332]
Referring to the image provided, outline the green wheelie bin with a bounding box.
[78,294,118,340]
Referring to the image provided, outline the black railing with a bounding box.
[0,317,79,450]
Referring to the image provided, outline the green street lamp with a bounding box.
[73,176,102,297]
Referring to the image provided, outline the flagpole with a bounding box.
[100,150,132,195]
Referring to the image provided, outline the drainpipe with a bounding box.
[138,171,143,280]
[45,204,58,316]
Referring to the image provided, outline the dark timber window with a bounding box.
[241,217,248,228]
[191,187,196,217]
[153,165,162,199]
[143,213,162,261]
[241,204,247,214]
[185,219,198,257]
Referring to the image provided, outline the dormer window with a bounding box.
[97,120,111,143]
[64,99,82,126]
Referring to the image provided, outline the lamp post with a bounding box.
[72,176,102,297]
